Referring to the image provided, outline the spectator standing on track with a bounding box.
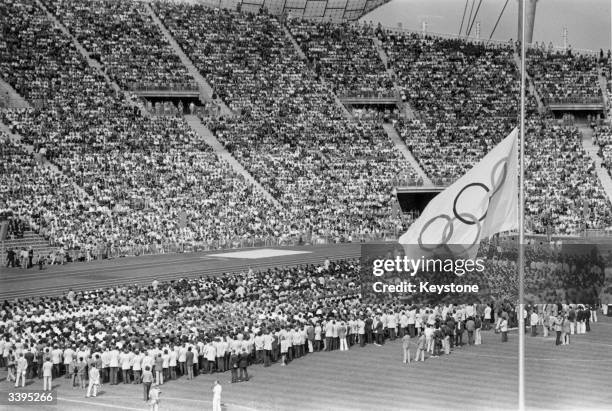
[155,353,164,384]
[42,357,53,391]
[15,353,27,387]
[553,314,562,345]
[499,317,508,343]
[149,383,161,411]
[466,317,476,345]
[212,380,222,411]
[401,333,411,364]
[142,365,153,401]
[86,364,100,398]
[238,348,249,382]
[76,357,87,389]
[531,311,539,337]
[230,350,239,383]
[109,347,119,385]
[185,347,194,380]
[414,331,426,362]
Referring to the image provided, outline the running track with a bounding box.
[0,244,361,300]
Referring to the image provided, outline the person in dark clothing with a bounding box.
[229,350,238,383]
[6,248,15,268]
[185,347,194,380]
[238,348,249,382]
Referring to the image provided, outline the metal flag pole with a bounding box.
[518,0,527,410]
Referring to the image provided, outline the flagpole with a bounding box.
[518,0,527,410]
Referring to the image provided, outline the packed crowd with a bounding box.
[1,254,604,396]
[287,20,394,97]
[523,120,612,234]
[527,47,605,104]
[41,0,195,90]
[0,0,294,252]
[593,124,612,178]
[382,33,521,183]
[157,5,416,238]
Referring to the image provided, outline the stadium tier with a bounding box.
[1,0,611,260]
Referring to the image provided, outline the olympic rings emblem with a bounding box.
[417,157,509,255]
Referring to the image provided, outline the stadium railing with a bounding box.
[544,96,604,105]
[127,82,201,92]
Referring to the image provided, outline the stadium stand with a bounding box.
[1,0,612,262]
[40,0,196,91]
[155,4,417,238]
[527,47,604,105]
[287,20,395,97]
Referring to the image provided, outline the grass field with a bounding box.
[1,316,611,411]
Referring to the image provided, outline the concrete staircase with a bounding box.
[382,123,433,186]
[579,125,612,204]
[145,3,233,118]
[282,24,353,121]
[598,71,609,118]
[0,230,55,266]
[514,52,546,114]
[183,115,283,208]
[282,25,307,61]
[372,37,416,120]
[0,79,31,109]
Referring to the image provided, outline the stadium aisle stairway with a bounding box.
[514,51,546,114]
[282,24,354,121]
[382,123,433,186]
[579,125,612,203]
[34,0,149,117]
[372,36,417,120]
[599,70,609,116]
[0,78,31,109]
[183,115,283,208]
[145,3,234,118]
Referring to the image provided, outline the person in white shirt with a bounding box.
[15,353,28,387]
[132,350,144,384]
[178,344,187,376]
[101,348,111,383]
[63,346,75,379]
[263,332,273,367]
[169,348,178,380]
[42,356,53,391]
[530,311,540,337]
[51,345,62,378]
[120,349,132,384]
[86,364,100,398]
[205,342,216,374]
[254,332,264,364]
[149,382,161,411]
[212,380,222,411]
[162,349,170,382]
[484,305,493,330]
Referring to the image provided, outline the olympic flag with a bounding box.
[399,128,519,257]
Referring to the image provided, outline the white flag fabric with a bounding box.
[399,128,519,256]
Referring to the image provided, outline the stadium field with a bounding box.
[0,317,610,410]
